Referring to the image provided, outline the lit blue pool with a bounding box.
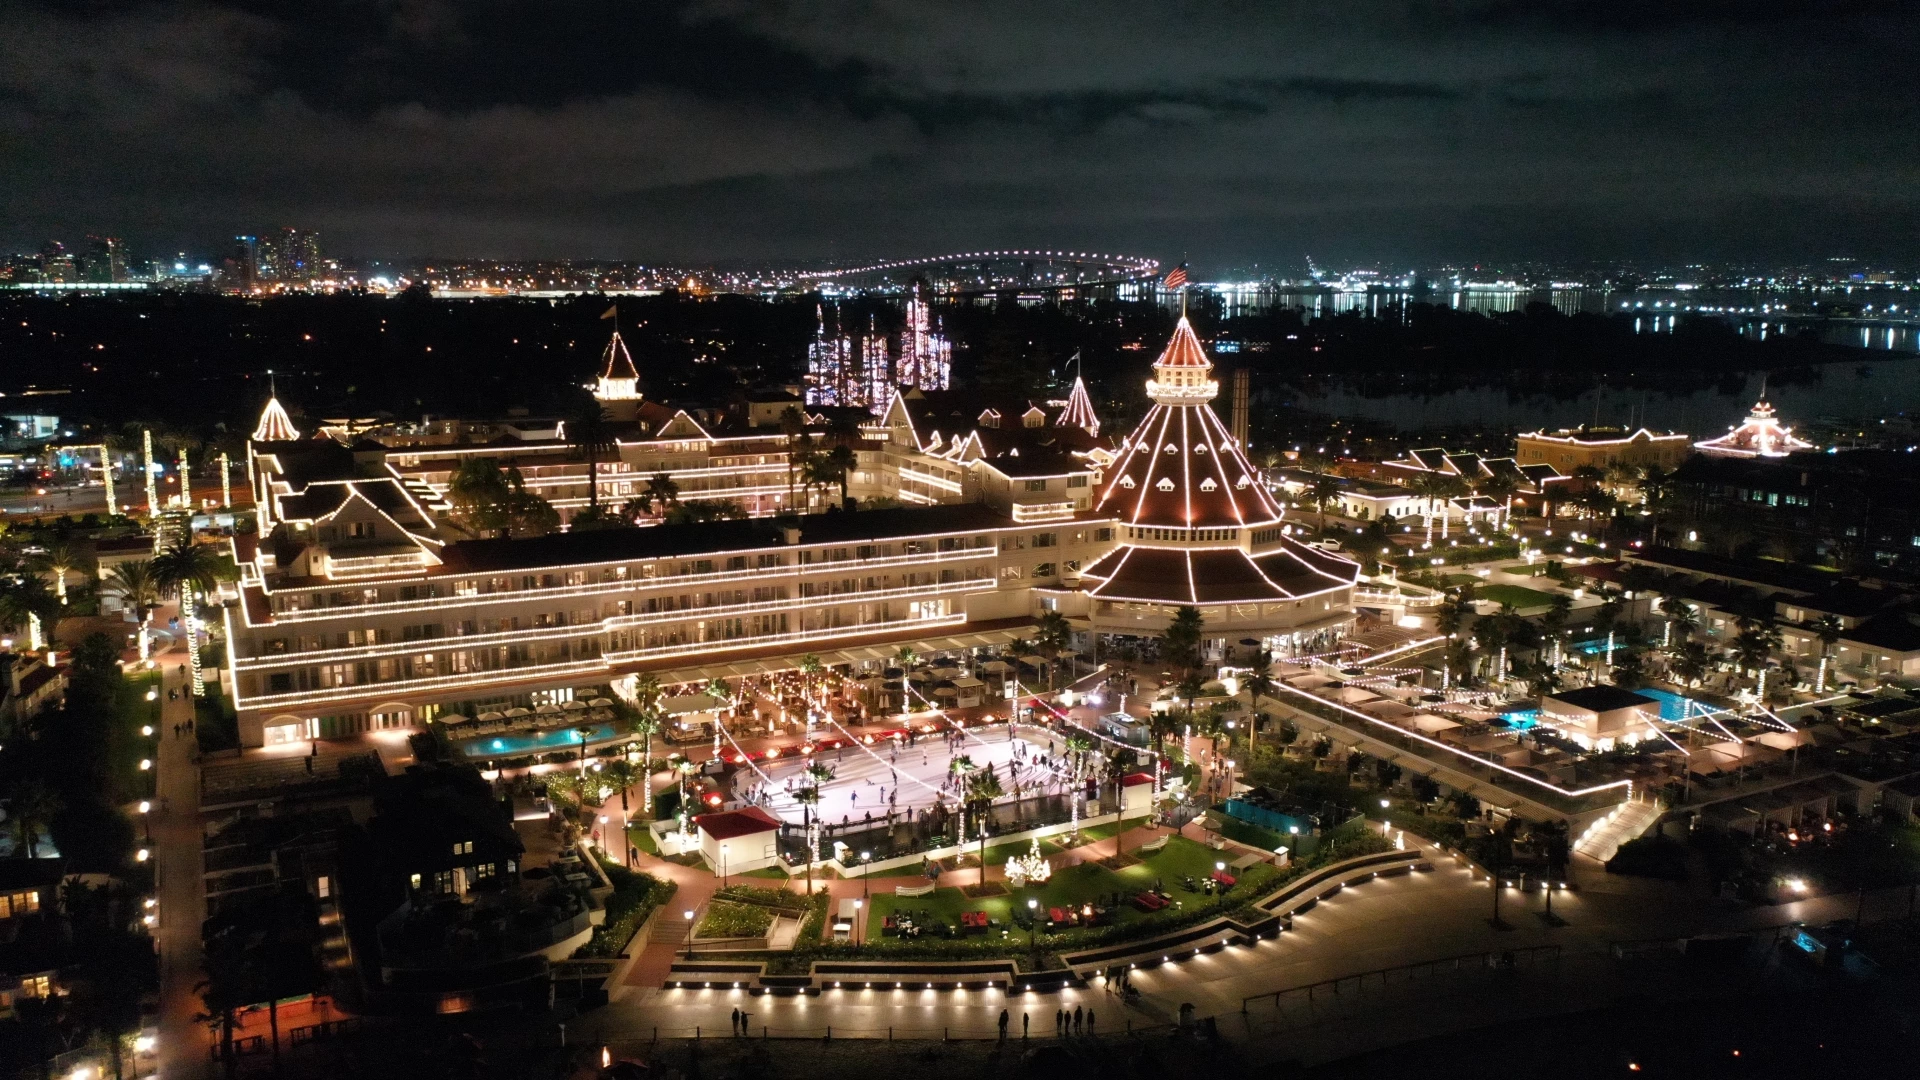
[1499,710,1541,731]
[456,722,618,758]
[1633,687,1709,722]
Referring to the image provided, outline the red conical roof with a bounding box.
[1152,316,1212,369]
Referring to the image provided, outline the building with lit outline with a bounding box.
[226,320,1356,747]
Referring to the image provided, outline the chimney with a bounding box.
[1230,368,1251,444]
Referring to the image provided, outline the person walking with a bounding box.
[1055,1008,1064,1035]
[998,1009,1009,1041]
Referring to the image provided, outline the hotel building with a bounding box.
[226,321,1358,748]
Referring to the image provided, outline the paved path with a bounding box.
[151,653,209,1080]
[580,834,1917,1053]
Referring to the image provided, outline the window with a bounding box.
[409,873,422,889]
[453,840,473,855]
[1034,562,1056,577]
[1024,479,1047,492]
[1067,474,1088,488]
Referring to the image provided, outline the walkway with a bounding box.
[151,650,209,1080]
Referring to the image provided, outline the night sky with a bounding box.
[5,1,1918,265]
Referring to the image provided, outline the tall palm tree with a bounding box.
[1806,613,1844,692]
[1242,649,1276,753]
[106,559,161,661]
[154,541,221,696]
[565,399,618,516]
[966,764,1005,885]
[1407,470,1450,542]
[629,707,663,817]
[1478,470,1520,529]
[1034,609,1072,688]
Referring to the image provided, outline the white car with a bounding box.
[1309,538,1344,552]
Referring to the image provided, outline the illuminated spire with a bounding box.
[1144,316,1218,405]
[1057,374,1099,436]
[594,330,641,401]
[252,378,300,442]
[1693,392,1814,458]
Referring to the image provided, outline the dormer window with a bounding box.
[1118,475,1136,488]
[978,409,1001,429]
[1194,444,1209,455]
[1156,478,1175,491]
[1163,444,1178,455]
[1235,475,1251,488]
[1199,478,1218,491]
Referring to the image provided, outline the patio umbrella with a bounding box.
[476,711,505,722]
[534,703,563,715]
[562,699,590,712]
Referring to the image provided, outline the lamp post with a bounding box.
[861,851,871,899]
[683,909,695,959]
[721,842,729,889]
[1027,897,1039,952]
[138,800,152,844]
[853,898,863,947]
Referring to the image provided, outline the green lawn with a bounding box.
[867,836,1247,938]
[739,866,790,880]
[1476,583,1559,610]
[1500,563,1547,577]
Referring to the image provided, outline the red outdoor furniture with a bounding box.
[1212,871,1237,888]
[1133,892,1168,912]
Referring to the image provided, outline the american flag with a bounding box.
[1162,263,1188,289]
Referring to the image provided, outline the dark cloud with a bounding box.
[3,0,1918,265]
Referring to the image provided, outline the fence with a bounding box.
[1239,944,1562,1015]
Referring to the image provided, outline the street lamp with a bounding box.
[853,898,863,947]
[683,909,695,959]
[861,851,871,898]
[1027,897,1039,951]
[138,800,151,843]
[721,842,729,888]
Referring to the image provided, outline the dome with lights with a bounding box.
[1077,318,1359,616]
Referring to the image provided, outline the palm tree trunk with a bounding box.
[269,999,280,1074]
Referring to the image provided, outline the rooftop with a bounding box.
[1546,685,1658,713]
[695,806,782,840]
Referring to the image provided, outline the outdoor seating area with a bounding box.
[881,905,1000,938]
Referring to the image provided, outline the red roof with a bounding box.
[694,806,781,840]
[1121,772,1154,787]
[1152,317,1211,369]
[1078,539,1356,605]
[1096,401,1281,528]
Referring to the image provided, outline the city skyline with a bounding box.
[6,3,1920,265]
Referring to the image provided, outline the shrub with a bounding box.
[714,884,808,913]
[1606,835,1689,881]
[699,900,774,939]
[575,859,674,958]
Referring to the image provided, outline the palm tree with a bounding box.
[1407,470,1450,542]
[447,457,512,531]
[966,764,1005,885]
[0,574,58,650]
[1034,609,1072,688]
[645,472,680,516]
[793,781,821,892]
[1669,639,1712,686]
[1663,599,1699,650]
[1242,648,1276,751]
[1731,615,1784,693]
[1306,473,1342,530]
[106,559,161,661]
[154,540,221,694]
[1806,613,1844,692]
[8,778,61,858]
[1161,604,1205,674]
[824,443,858,504]
[35,540,84,604]
[629,707,663,817]
[565,398,618,516]
[1478,470,1520,529]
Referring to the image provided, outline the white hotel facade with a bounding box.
[226,324,1358,748]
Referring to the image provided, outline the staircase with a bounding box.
[1574,798,1663,865]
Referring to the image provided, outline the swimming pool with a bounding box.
[1498,710,1541,731]
[456,722,619,758]
[1634,687,1712,722]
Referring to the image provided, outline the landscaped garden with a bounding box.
[576,859,675,958]
[699,899,776,938]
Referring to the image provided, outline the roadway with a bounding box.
[150,654,210,1080]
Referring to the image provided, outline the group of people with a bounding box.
[994,1005,1095,1039]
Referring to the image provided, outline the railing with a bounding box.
[1240,944,1562,1013]
[260,544,996,621]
